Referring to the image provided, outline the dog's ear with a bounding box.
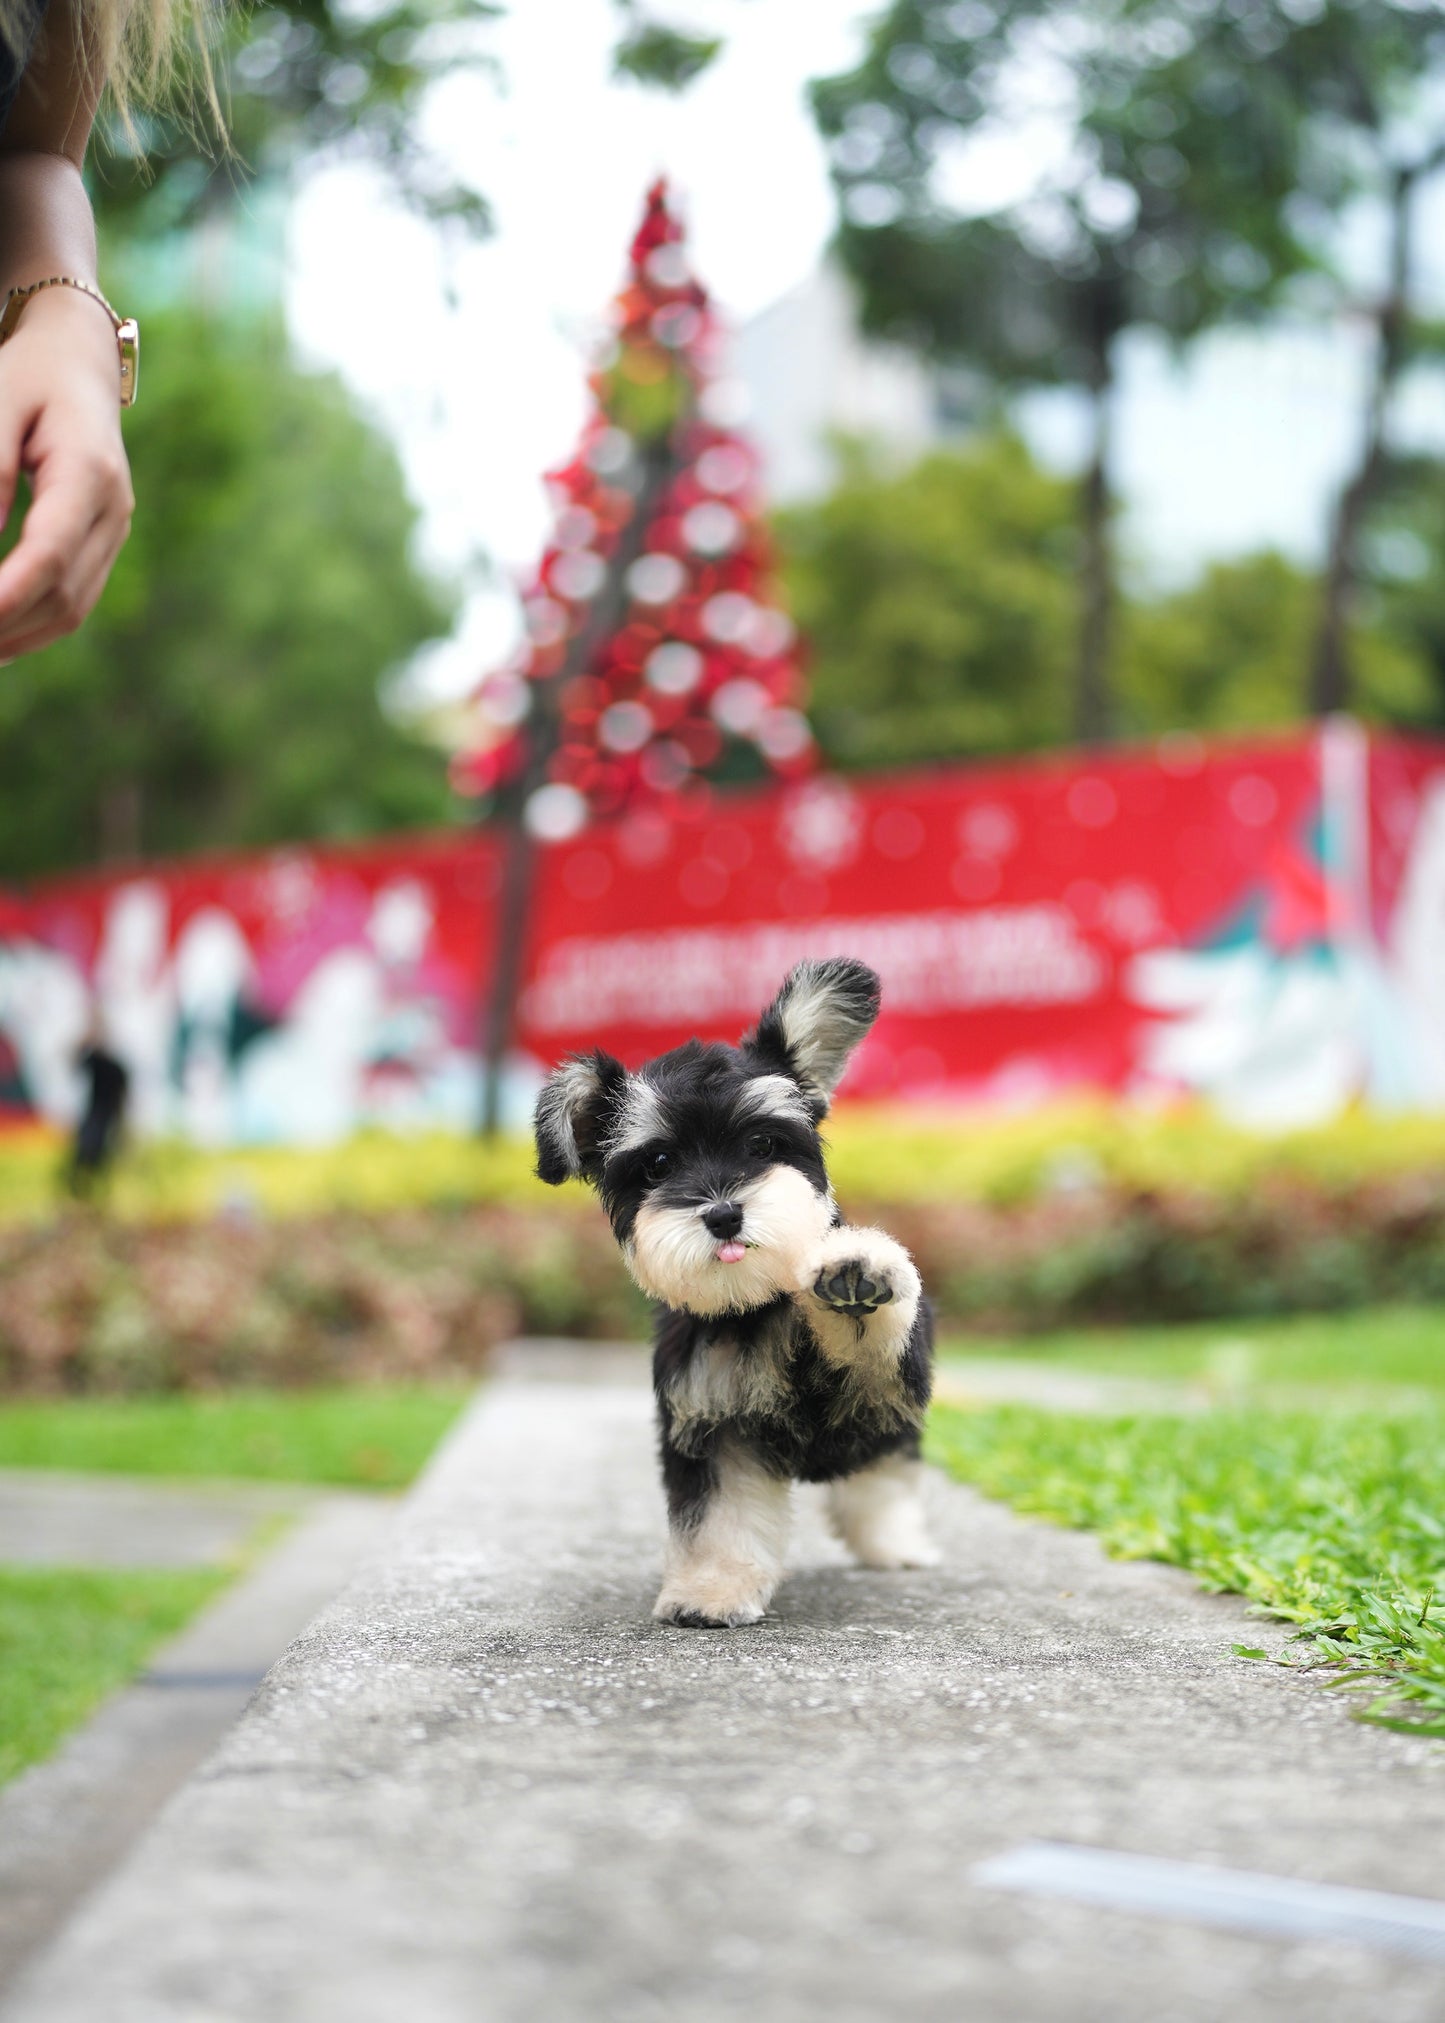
[745,958,881,1112]
[534,1050,628,1184]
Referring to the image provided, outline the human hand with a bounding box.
[0,284,133,659]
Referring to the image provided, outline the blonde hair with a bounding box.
[1,0,223,144]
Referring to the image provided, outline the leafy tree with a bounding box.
[91,0,502,234]
[1118,550,1432,735]
[1262,3,1445,715]
[1362,455,1445,727]
[809,0,1336,741]
[776,436,1434,767]
[776,433,1078,766]
[92,0,728,235]
[0,313,456,879]
[611,5,723,89]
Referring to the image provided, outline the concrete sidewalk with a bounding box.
[6,1358,1445,2023]
[0,1489,394,1991]
[0,1468,309,1566]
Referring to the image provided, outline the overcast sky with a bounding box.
[282,0,1445,702]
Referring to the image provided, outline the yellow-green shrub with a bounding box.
[3,1101,1444,1229]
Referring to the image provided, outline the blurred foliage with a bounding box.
[4,1150,1445,1387]
[0,1203,645,1392]
[90,0,729,235]
[2,1102,1444,1388]
[611,15,723,90]
[0,312,456,877]
[811,0,1333,384]
[808,0,1344,732]
[4,1099,1445,1227]
[91,0,502,234]
[776,433,1433,760]
[807,0,1445,728]
[1118,550,1433,733]
[1283,7,1445,712]
[778,435,1077,765]
[1364,455,1445,726]
[914,1179,1445,1332]
[0,1125,553,1227]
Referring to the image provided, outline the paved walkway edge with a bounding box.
[5,1362,1443,2023]
[0,1491,395,1993]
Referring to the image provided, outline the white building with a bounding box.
[731,264,943,504]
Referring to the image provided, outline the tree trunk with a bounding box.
[98,779,142,863]
[1309,162,1416,717]
[1074,348,1115,745]
[477,435,682,1136]
[478,819,537,1137]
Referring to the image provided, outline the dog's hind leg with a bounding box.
[827,1451,940,1570]
[653,1438,791,1628]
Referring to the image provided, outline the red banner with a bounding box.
[4,725,1445,1140]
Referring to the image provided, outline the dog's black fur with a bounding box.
[534,957,937,1626]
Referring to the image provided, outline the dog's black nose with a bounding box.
[702,1201,744,1240]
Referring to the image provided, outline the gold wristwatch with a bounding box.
[0,276,139,407]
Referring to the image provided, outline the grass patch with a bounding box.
[0,1385,471,1488]
[942,1305,1445,1397]
[0,1566,226,1784]
[928,1400,1445,1736]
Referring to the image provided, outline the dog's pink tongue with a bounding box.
[716,1240,747,1264]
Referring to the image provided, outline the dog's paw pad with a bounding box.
[812,1258,895,1318]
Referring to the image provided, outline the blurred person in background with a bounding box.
[67,1009,128,1197]
[0,0,200,660]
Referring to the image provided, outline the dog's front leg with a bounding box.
[801,1225,927,1404]
[653,1435,791,1628]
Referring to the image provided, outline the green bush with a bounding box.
[0,1207,646,1395]
[3,1167,1444,1394]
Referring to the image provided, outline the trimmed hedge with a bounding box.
[4,1102,1445,1226]
[4,1169,1445,1394]
[0,1205,642,1394]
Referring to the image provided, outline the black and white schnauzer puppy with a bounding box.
[534,956,937,1627]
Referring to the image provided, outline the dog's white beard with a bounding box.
[626,1166,833,1316]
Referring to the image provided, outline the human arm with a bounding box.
[0,0,134,659]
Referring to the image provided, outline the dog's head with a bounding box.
[534,957,880,1316]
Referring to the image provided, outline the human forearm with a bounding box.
[0,154,98,294]
[0,0,129,659]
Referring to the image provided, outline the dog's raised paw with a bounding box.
[812,1256,895,1320]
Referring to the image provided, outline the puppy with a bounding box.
[534,956,937,1627]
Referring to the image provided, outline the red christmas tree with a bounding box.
[455,178,813,840]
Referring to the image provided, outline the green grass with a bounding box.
[0,1566,227,1784]
[0,1383,467,1796]
[0,1385,471,1787]
[942,1304,1445,1398]
[0,1385,471,1489]
[928,1398,1445,1736]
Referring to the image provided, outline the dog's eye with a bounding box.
[647,1149,671,1180]
[744,1133,773,1160]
